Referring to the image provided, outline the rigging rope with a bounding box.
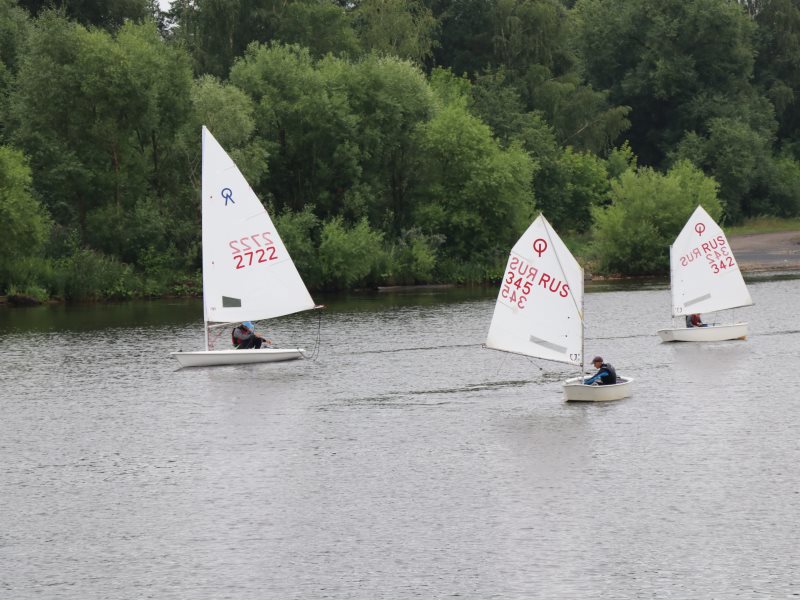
[301,309,323,361]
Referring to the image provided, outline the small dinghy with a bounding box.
[657,205,752,343]
[485,214,633,402]
[171,126,320,368]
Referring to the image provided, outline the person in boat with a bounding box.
[685,313,707,328]
[584,356,617,385]
[232,321,271,349]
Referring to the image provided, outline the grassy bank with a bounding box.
[726,216,800,236]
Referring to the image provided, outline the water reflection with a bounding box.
[1,277,800,598]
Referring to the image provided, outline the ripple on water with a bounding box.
[1,282,800,598]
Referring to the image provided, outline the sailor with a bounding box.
[584,356,617,385]
[685,313,707,328]
[232,321,271,349]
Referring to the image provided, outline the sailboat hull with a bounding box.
[563,376,634,402]
[171,348,304,368]
[657,322,748,343]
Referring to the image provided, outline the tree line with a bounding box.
[1,0,799,301]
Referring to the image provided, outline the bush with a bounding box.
[55,246,139,302]
[318,216,384,289]
[592,160,721,275]
[384,229,442,285]
[760,155,800,217]
[273,206,322,289]
[0,255,56,298]
[0,146,52,294]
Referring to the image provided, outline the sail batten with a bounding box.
[669,205,753,317]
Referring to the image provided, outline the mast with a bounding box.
[669,243,675,327]
[201,126,210,352]
[580,266,585,381]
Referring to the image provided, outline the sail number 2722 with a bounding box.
[229,232,278,270]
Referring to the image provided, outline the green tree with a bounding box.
[318,216,385,289]
[342,55,435,234]
[672,117,774,221]
[592,160,721,275]
[385,228,442,284]
[231,44,437,234]
[522,70,631,154]
[230,43,361,215]
[432,0,495,77]
[171,0,361,77]
[573,0,759,166]
[9,15,194,267]
[170,0,272,77]
[353,0,438,63]
[0,146,52,292]
[275,0,361,58]
[179,74,264,191]
[754,0,800,151]
[759,154,800,217]
[273,206,322,288]
[535,146,609,232]
[0,0,30,141]
[17,0,155,28]
[491,0,570,76]
[414,99,535,261]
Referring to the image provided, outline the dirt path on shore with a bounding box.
[729,230,800,272]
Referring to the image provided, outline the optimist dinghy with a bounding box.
[485,214,633,402]
[657,205,752,343]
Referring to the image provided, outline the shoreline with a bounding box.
[3,231,799,306]
[728,230,800,273]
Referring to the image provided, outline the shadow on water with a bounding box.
[0,298,205,334]
[3,269,799,338]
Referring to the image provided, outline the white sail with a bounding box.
[669,205,752,317]
[486,214,584,366]
[201,126,315,324]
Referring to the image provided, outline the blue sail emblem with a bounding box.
[221,187,234,206]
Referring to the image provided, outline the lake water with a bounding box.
[2,275,799,599]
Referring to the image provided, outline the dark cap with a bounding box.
[592,356,603,363]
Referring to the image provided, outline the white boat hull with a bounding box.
[657,322,748,343]
[171,348,304,368]
[563,376,634,402]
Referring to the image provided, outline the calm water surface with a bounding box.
[2,277,799,599]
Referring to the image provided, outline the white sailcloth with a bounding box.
[201,126,315,324]
[486,214,584,366]
[669,205,752,317]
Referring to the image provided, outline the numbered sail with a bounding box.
[486,214,584,366]
[669,205,753,317]
[201,126,315,324]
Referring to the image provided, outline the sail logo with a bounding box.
[679,234,735,273]
[501,256,571,309]
[532,238,547,257]
[221,188,235,206]
[695,222,705,236]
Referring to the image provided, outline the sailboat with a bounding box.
[171,126,319,368]
[486,214,633,402]
[657,205,753,343]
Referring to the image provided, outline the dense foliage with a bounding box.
[1,0,799,300]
